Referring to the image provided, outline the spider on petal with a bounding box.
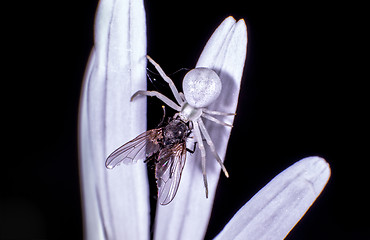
[105,55,233,204]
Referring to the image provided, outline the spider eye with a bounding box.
[182,68,221,108]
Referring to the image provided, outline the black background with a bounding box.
[1,0,367,239]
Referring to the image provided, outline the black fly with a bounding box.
[105,115,192,205]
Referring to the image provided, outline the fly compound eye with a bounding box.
[182,68,222,108]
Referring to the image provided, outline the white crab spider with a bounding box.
[131,55,233,197]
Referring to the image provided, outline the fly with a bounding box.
[105,115,193,205]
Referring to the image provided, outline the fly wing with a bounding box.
[155,143,187,205]
[105,129,162,169]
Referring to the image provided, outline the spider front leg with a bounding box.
[202,108,235,127]
[202,109,236,116]
[193,120,208,198]
[131,90,181,111]
[198,118,229,178]
[146,55,184,106]
[202,113,233,127]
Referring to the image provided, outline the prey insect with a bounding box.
[106,112,193,205]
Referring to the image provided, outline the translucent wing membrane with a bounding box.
[105,129,162,169]
[156,143,187,205]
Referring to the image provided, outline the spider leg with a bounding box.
[146,55,184,106]
[202,113,233,127]
[202,108,236,116]
[198,118,229,178]
[179,92,186,102]
[131,90,181,111]
[193,120,208,198]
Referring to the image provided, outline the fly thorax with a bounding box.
[179,103,202,122]
[163,120,188,145]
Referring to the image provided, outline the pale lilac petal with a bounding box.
[79,0,149,239]
[154,16,247,240]
[214,156,331,240]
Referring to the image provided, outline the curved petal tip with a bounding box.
[214,156,331,240]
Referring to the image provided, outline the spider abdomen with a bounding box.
[182,68,222,108]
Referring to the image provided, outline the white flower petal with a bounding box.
[79,0,149,239]
[214,156,331,240]
[154,16,247,240]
